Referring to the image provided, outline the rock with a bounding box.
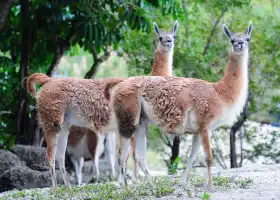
[0,165,74,192]
[0,149,26,175]
[0,144,114,192]
[10,145,49,171]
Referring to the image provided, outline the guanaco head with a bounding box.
[153,20,178,52]
[223,21,252,55]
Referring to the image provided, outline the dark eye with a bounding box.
[174,36,176,39]
[230,40,234,43]
[246,38,250,41]
[167,39,172,43]
[159,37,162,41]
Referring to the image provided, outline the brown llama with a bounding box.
[26,74,124,187]
[110,21,252,189]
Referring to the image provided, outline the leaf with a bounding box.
[88,23,93,41]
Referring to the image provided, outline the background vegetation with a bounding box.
[0,0,280,174]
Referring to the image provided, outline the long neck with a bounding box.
[215,49,249,103]
[151,43,173,76]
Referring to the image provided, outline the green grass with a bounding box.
[188,173,253,189]
[0,176,175,200]
[234,177,253,188]
[0,174,254,200]
[213,174,231,188]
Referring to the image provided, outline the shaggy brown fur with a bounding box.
[126,20,178,181]
[111,21,252,189]
[66,20,179,185]
[26,73,124,186]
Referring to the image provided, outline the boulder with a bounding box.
[10,145,49,171]
[0,149,25,175]
[0,165,73,192]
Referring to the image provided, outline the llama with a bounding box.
[126,20,178,182]
[110,21,252,189]
[26,74,124,187]
[66,20,179,185]
[67,127,116,185]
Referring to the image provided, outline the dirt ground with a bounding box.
[150,163,280,200]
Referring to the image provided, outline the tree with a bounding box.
[0,0,177,147]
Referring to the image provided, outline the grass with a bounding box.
[0,176,175,200]
[0,174,254,200]
[234,177,253,188]
[213,174,231,188]
[189,173,253,189]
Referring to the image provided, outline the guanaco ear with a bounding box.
[171,20,178,36]
[244,20,252,37]
[223,24,234,39]
[153,22,161,37]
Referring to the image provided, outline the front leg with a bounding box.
[201,129,213,189]
[180,134,201,189]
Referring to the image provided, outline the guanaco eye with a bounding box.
[167,39,172,43]
[246,38,250,41]
[159,37,162,41]
[174,35,176,39]
[230,40,234,43]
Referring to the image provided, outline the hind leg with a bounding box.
[105,132,116,179]
[130,136,138,182]
[56,123,71,186]
[134,120,151,181]
[180,134,201,188]
[118,135,131,186]
[93,133,105,181]
[44,130,60,187]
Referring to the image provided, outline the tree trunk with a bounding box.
[170,135,180,164]
[202,9,226,56]
[84,48,110,79]
[0,0,13,31]
[46,44,66,76]
[16,0,32,144]
[229,96,249,168]
[230,128,237,168]
[239,125,245,167]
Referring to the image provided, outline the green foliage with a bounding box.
[0,56,18,149]
[201,192,211,200]
[168,156,181,175]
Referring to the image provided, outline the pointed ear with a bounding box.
[245,20,252,37]
[223,24,233,39]
[153,22,161,37]
[171,20,178,36]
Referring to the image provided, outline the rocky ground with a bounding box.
[0,158,279,200]
[0,145,113,192]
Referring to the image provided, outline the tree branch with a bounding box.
[158,131,172,147]
[46,21,76,76]
[0,111,14,116]
[202,9,227,56]
[84,46,111,79]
